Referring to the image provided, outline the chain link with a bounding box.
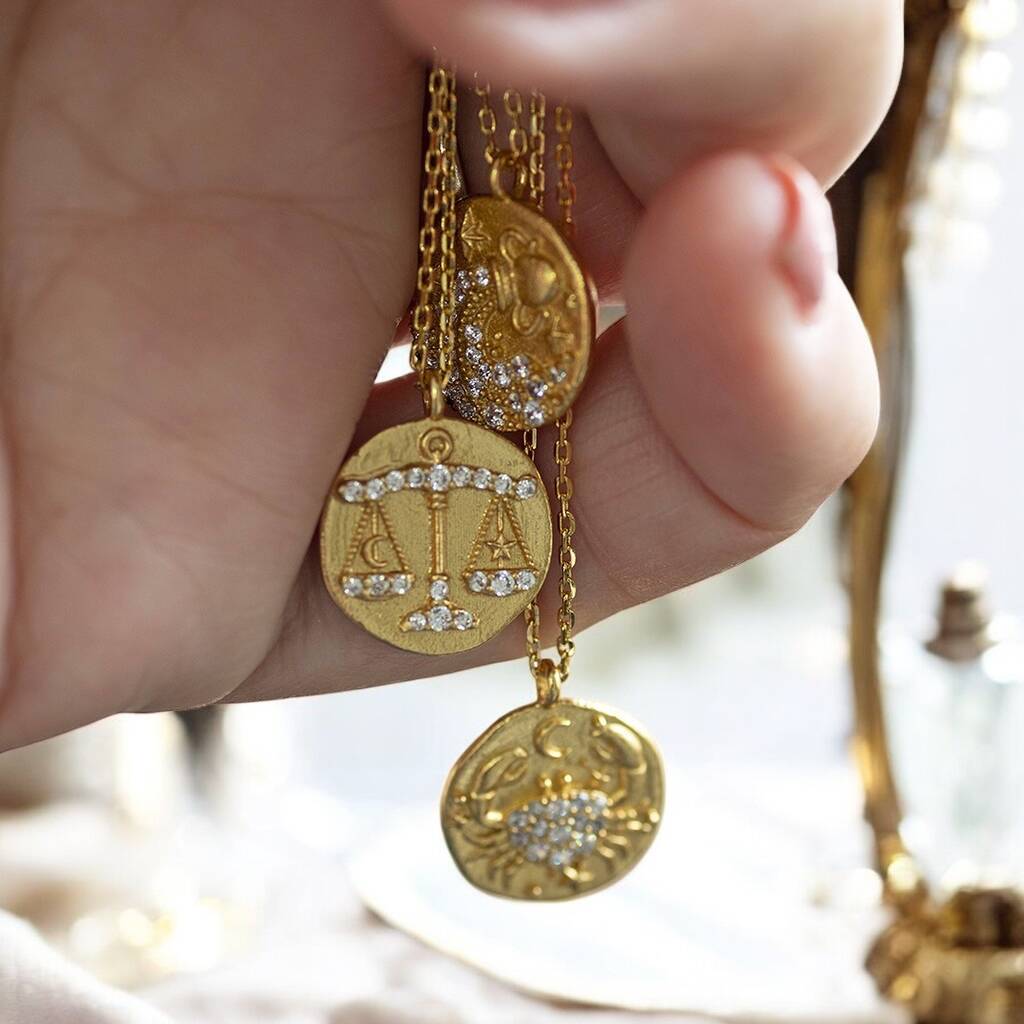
[554,104,577,238]
[520,99,577,684]
[528,90,547,212]
[411,64,458,389]
[521,426,543,676]
[410,67,447,376]
[502,88,529,164]
[471,85,579,685]
[474,75,499,165]
[435,70,459,386]
[552,411,576,678]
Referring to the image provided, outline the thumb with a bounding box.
[383,0,902,191]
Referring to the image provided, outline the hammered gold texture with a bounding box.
[441,699,664,900]
[321,418,552,654]
[446,196,594,431]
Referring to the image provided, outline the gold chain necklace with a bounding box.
[436,75,665,900]
[319,66,553,654]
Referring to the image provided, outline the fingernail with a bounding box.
[767,156,837,315]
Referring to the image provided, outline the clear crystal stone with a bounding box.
[486,406,505,429]
[550,366,568,384]
[527,378,548,399]
[368,574,389,597]
[428,464,451,492]
[452,465,472,487]
[453,609,474,631]
[473,265,491,287]
[366,478,386,501]
[491,570,515,597]
[502,792,608,867]
[468,571,488,593]
[341,481,364,503]
[467,377,484,398]
[493,363,511,388]
[473,468,492,490]
[465,345,482,363]
[406,467,425,489]
[515,477,537,500]
[509,393,522,412]
[494,473,512,495]
[392,574,411,595]
[511,354,530,378]
[428,605,452,631]
[463,323,483,344]
[456,270,470,289]
[343,576,363,597]
[524,401,544,426]
[549,799,570,819]
[430,578,449,601]
[516,569,536,591]
[385,470,405,492]
[407,611,427,632]
[476,362,491,381]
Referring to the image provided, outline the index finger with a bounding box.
[383,0,903,190]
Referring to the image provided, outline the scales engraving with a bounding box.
[321,418,553,654]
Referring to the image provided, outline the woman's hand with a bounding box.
[0,0,897,749]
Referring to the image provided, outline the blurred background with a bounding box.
[1,6,1023,1024]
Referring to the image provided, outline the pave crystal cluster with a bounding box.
[443,265,573,431]
[401,577,475,634]
[341,572,413,601]
[465,568,537,598]
[339,465,539,504]
[506,790,610,870]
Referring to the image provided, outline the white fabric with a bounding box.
[0,911,169,1024]
[1,903,724,1024]
[0,767,899,1024]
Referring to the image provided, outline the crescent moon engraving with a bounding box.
[534,715,573,759]
[360,536,388,569]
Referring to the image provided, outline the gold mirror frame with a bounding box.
[837,4,1024,1020]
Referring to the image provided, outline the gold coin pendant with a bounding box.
[441,699,664,900]
[321,417,552,654]
[445,196,595,431]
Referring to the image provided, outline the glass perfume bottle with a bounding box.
[883,565,1024,891]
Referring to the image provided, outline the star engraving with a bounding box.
[486,532,517,565]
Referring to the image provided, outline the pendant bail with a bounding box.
[423,371,446,420]
[534,658,562,707]
[489,149,528,201]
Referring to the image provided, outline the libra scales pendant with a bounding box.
[321,416,553,654]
